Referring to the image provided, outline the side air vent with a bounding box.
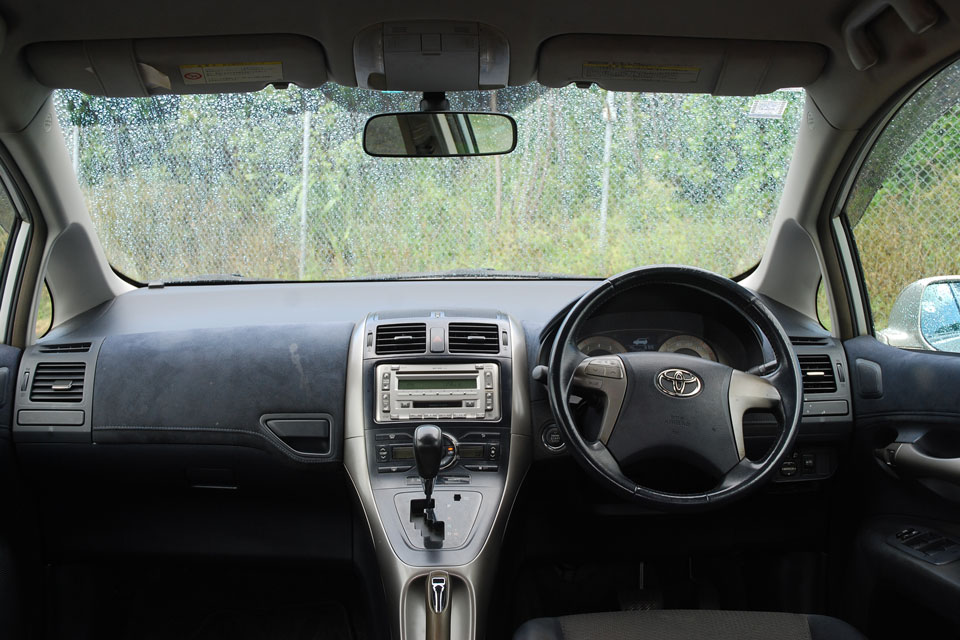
[448,323,500,354]
[30,362,86,402]
[798,354,837,394]
[376,323,426,355]
[38,342,92,354]
[790,336,829,346]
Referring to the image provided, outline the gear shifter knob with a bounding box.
[414,424,444,482]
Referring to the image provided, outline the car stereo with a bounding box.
[375,363,501,422]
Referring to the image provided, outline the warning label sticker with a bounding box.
[179,62,283,85]
[581,62,700,83]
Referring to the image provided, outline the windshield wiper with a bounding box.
[349,268,595,281]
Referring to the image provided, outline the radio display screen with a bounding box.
[397,378,476,390]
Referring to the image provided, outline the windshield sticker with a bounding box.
[748,99,788,119]
[581,62,700,83]
[179,62,283,85]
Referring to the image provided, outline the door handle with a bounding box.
[892,443,960,485]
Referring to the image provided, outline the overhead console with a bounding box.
[353,21,509,91]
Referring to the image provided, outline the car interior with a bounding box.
[2,1,960,639]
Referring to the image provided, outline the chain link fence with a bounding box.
[54,86,804,283]
[848,60,960,330]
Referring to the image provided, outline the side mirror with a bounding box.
[880,277,960,352]
[363,112,516,157]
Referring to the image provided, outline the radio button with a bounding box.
[424,413,439,419]
[409,413,423,420]
[452,412,467,419]
[484,371,494,389]
[375,432,411,442]
[378,464,412,473]
[390,413,399,420]
[464,400,476,408]
[464,463,499,472]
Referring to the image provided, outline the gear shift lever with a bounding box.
[414,424,443,498]
[411,424,445,548]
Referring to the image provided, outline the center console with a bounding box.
[344,311,530,640]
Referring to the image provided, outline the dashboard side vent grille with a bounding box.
[38,342,92,354]
[790,336,829,346]
[798,354,837,394]
[375,323,426,354]
[30,362,86,402]
[448,323,500,354]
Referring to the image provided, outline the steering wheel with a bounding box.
[547,266,802,510]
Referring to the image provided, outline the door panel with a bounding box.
[0,343,25,639]
[843,335,960,639]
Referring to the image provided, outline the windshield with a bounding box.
[53,85,804,282]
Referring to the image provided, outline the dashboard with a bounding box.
[7,278,853,640]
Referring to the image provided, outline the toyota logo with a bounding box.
[656,369,703,398]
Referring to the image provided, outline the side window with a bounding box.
[847,59,960,352]
[0,181,16,263]
[35,281,52,338]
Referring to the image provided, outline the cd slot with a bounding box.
[413,400,462,408]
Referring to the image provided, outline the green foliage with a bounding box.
[850,65,960,332]
[53,85,805,282]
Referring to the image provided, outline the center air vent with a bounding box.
[376,323,426,355]
[798,354,837,394]
[448,323,500,354]
[790,336,829,346]
[38,342,91,354]
[30,362,86,402]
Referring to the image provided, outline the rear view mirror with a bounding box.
[363,112,517,157]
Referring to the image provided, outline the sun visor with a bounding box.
[538,35,827,95]
[25,34,328,96]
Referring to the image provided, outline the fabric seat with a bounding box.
[514,610,866,640]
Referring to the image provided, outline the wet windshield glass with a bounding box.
[53,85,804,282]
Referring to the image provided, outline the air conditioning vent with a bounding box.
[790,336,829,346]
[30,362,86,402]
[798,354,837,394]
[38,342,92,354]
[448,323,500,354]
[375,323,426,355]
